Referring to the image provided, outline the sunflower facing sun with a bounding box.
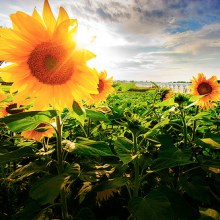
[86,70,115,105]
[0,0,99,110]
[189,73,220,109]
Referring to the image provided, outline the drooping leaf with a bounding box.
[128,190,173,220]
[74,137,114,157]
[30,175,67,205]
[0,110,57,132]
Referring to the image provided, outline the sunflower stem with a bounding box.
[132,132,139,198]
[55,115,69,220]
[179,105,187,148]
[192,106,199,141]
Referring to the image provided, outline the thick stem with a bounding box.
[55,115,69,220]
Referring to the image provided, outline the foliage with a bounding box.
[0,86,220,220]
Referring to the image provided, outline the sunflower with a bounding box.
[96,188,119,204]
[0,0,98,110]
[86,70,114,105]
[189,73,220,108]
[21,123,55,141]
[0,102,24,117]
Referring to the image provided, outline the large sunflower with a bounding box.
[21,123,55,141]
[0,0,98,110]
[189,73,220,108]
[86,70,114,105]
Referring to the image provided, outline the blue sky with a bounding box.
[1,0,220,82]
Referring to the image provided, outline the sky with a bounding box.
[0,0,220,82]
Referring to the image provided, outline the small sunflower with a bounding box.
[21,123,55,141]
[189,73,220,108]
[96,188,118,204]
[0,0,98,110]
[0,102,24,117]
[86,70,114,105]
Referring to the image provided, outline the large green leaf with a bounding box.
[180,176,210,203]
[114,137,136,164]
[151,146,194,171]
[160,186,199,220]
[86,109,110,122]
[74,137,114,157]
[30,175,67,205]
[0,110,57,132]
[0,146,36,164]
[128,191,173,220]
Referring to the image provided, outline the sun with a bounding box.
[75,26,96,50]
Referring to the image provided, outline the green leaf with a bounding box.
[180,176,210,203]
[93,177,127,192]
[0,110,57,132]
[30,175,67,205]
[151,146,194,171]
[114,137,135,164]
[0,146,36,164]
[71,101,86,125]
[128,191,173,220]
[197,138,220,149]
[13,199,41,220]
[189,112,209,121]
[155,98,176,107]
[160,186,199,220]
[9,159,49,180]
[144,118,170,138]
[86,109,110,122]
[74,137,114,157]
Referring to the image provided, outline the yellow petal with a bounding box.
[43,0,56,34]
[32,8,44,26]
[57,7,69,27]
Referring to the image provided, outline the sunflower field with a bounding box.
[0,0,220,220]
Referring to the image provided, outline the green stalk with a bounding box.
[192,106,199,141]
[179,105,187,148]
[55,115,69,220]
[132,132,139,198]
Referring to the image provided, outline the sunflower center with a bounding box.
[98,80,104,93]
[197,82,212,95]
[6,103,24,114]
[27,42,74,85]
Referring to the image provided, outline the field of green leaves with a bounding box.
[0,83,220,220]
